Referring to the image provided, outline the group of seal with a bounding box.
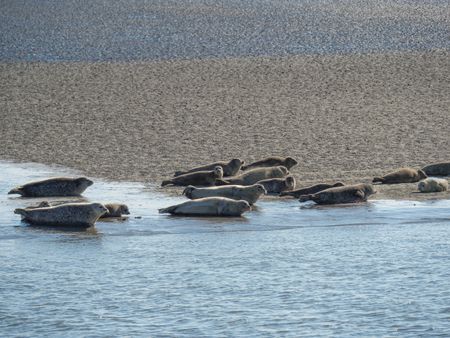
[9,159,450,222]
[160,158,450,216]
[8,177,130,227]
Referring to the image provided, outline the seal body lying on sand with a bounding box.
[241,157,298,170]
[418,178,448,193]
[219,166,289,186]
[174,159,243,177]
[183,184,266,205]
[280,182,345,198]
[14,202,107,227]
[299,184,376,205]
[257,176,296,194]
[422,162,450,176]
[162,167,223,187]
[101,203,130,218]
[372,168,427,184]
[8,177,94,197]
[159,197,251,216]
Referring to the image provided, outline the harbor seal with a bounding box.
[372,168,427,184]
[162,166,223,187]
[422,162,450,176]
[174,159,244,177]
[158,197,251,217]
[182,184,266,205]
[257,176,296,194]
[8,177,94,197]
[299,183,376,205]
[218,166,289,186]
[100,203,130,218]
[241,156,298,170]
[418,178,448,193]
[14,202,108,227]
[280,182,345,198]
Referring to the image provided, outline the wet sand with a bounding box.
[1,50,449,200]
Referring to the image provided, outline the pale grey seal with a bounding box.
[159,197,251,216]
[182,184,266,205]
[257,176,296,194]
[218,166,289,186]
[418,178,448,193]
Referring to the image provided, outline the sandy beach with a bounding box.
[1,50,449,200]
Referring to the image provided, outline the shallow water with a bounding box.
[1,161,450,337]
[1,0,449,61]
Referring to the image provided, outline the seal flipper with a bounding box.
[299,194,313,202]
[182,186,196,199]
[14,208,27,216]
[8,187,23,195]
[372,177,384,184]
[174,171,184,177]
[158,205,177,214]
[354,190,365,200]
[161,180,173,187]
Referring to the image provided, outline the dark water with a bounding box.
[1,161,450,336]
[1,0,449,61]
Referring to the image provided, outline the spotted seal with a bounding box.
[257,176,296,194]
[162,166,223,187]
[8,177,94,197]
[418,178,448,193]
[14,202,108,227]
[299,183,376,205]
[280,182,345,198]
[422,162,450,177]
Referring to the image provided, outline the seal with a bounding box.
[182,184,266,205]
[8,177,94,197]
[14,202,108,227]
[158,197,251,217]
[162,166,223,187]
[418,178,448,193]
[280,182,345,198]
[174,159,243,177]
[372,168,427,184]
[299,183,376,205]
[257,176,296,194]
[422,162,450,177]
[218,166,289,186]
[100,203,130,218]
[241,156,298,171]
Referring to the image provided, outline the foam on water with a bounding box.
[1,161,450,336]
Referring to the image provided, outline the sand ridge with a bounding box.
[1,51,449,199]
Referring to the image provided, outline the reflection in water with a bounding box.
[1,161,450,337]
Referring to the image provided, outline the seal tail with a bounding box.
[372,177,384,184]
[158,205,177,214]
[241,165,248,171]
[182,185,195,199]
[173,171,184,177]
[14,208,27,216]
[8,187,22,195]
[299,194,313,202]
[161,180,172,187]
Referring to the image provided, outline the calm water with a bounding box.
[1,0,449,61]
[1,161,450,336]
